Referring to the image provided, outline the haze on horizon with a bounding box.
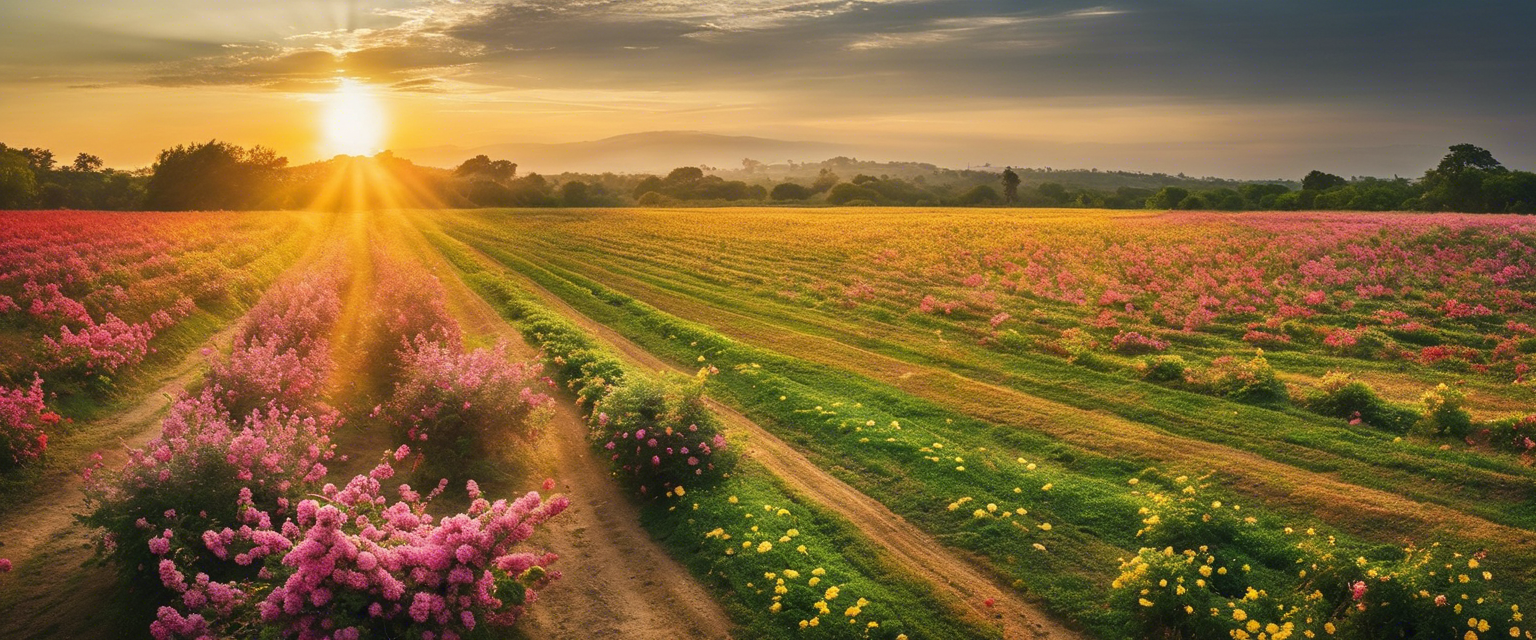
[1,0,1532,179]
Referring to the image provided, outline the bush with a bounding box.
[591,373,733,497]
[1137,355,1188,383]
[1300,372,1417,433]
[1188,351,1286,403]
[770,182,812,201]
[1110,331,1170,354]
[0,375,54,470]
[1415,383,1473,438]
[386,338,552,483]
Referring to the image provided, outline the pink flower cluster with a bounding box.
[0,375,56,470]
[152,458,568,640]
[1109,331,1170,354]
[386,337,551,465]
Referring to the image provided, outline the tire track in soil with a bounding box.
[0,218,337,640]
[386,211,735,640]
[428,219,1083,640]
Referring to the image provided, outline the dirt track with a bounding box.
[0,220,337,639]
[386,211,736,640]
[424,217,1083,640]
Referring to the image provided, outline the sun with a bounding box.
[321,78,386,157]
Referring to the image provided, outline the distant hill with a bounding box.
[401,131,847,174]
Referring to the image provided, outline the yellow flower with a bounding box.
[1041,483,1053,491]
[728,495,738,504]
[1032,543,1047,552]
[1128,478,1140,485]
[784,569,800,579]
[673,486,686,497]
[1039,522,1053,531]
[1233,609,1248,621]
[844,606,862,617]
[757,541,773,553]
[770,602,782,613]
[825,586,840,600]
[809,577,820,587]
[1324,622,1336,635]
[812,567,826,576]
[1139,598,1155,607]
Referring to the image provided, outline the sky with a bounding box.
[1,0,1533,178]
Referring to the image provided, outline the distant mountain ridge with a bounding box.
[401,131,848,174]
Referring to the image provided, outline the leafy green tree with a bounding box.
[453,155,517,182]
[0,146,39,208]
[1483,171,1536,213]
[770,182,812,201]
[955,184,1000,205]
[1301,170,1347,192]
[826,182,882,205]
[1037,182,1068,203]
[560,180,590,206]
[71,153,104,173]
[1001,167,1021,203]
[143,140,287,210]
[1420,143,1506,212]
[1146,186,1188,209]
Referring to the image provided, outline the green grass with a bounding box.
[423,212,1536,638]
[423,230,995,640]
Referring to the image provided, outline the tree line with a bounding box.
[1,140,1531,213]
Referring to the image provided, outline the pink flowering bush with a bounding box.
[385,337,552,482]
[149,457,568,640]
[0,375,56,470]
[370,252,462,375]
[1109,331,1170,355]
[591,373,733,497]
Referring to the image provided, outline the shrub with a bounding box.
[1110,331,1170,354]
[591,373,733,497]
[1300,372,1417,433]
[1188,351,1287,403]
[0,375,55,470]
[81,389,338,588]
[385,338,552,483]
[1415,383,1473,438]
[148,456,568,640]
[1137,355,1188,383]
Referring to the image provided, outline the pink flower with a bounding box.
[1350,580,1367,601]
[0,558,11,573]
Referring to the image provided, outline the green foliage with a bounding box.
[1415,383,1473,438]
[1187,351,1286,403]
[144,140,287,210]
[1138,355,1189,383]
[1301,170,1348,192]
[1147,186,1189,209]
[770,182,813,201]
[1300,372,1416,433]
[0,145,39,208]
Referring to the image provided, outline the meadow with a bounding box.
[1,207,1533,640]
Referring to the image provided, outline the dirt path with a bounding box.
[0,221,335,639]
[507,249,1536,554]
[424,218,1082,640]
[386,211,735,640]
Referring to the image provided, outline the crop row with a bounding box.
[434,217,1536,640]
[424,226,988,640]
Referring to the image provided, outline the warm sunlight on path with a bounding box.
[386,211,736,639]
[425,216,1084,640]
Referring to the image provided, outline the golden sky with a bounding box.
[1,0,1532,177]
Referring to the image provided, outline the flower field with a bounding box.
[426,207,1536,640]
[5,207,1536,640]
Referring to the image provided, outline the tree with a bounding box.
[453,155,516,182]
[810,169,839,194]
[741,158,763,173]
[1037,182,1068,203]
[955,184,1000,205]
[18,147,55,173]
[0,146,39,208]
[1301,170,1347,192]
[1146,186,1188,209]
[143,140,287,210]
[770,182,812,201]
[1420,143,1507,212]
[71,153,104,173]
[1001,167,1020,203]
[826,182,882,205]
[560,180,590,206]
[664,166,704,184]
